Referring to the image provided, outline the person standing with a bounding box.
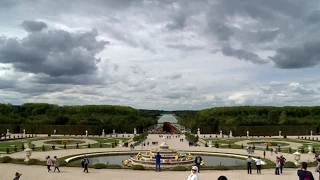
[14,172,22,180]
[217,176,227,180]
[297,162,314,180]
[187,166,199,180]
[194,155,202,173]
[256,157,262,174]
[155,152,162,172]
[53,156,60,172]
[263,151,266,159]
[247,156,252,174]
[275,157,280,175]
[279,155,286,173]
[81,156,89,173]
[46,156,52,172]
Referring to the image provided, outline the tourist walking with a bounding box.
[155,152,162,172]
[279,155,286,173]
[247,156,252,174]
[256,156,262,174]
[187,166,198,180]
[81,156,89,173]
[46,156,52,172]
[297,162,315,180]
[14,172,22,180]
[194,155,202,173]
[217,175,227,180]
[275,157,280,175]
[53,156,60,172]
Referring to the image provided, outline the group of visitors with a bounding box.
[275,155,286,175]
[45,156,60,172]
[246,145,255,154]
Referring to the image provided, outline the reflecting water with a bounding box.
[70,154,247,167]
[158,114,178,124]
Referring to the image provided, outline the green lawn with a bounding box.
[202,137,320,154]
[0,136,129,154]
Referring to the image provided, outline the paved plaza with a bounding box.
[1,163,311,180]
[1,133,319,180]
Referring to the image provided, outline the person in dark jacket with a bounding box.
[155,152,162,172]
[297,162,314,180]
[81,156,89,173]
[194,155,202,173]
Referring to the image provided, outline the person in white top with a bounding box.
[46,156,52,172]
[256,156,262,174]
[187,166,199,180]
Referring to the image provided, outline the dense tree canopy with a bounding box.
[175,106,320,135]
[0,103,160,134]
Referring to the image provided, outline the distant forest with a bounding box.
[0,103,162,134]
[174,106,320,135]
[1,104,320,135]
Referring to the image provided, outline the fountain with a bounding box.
[124,136,198,168]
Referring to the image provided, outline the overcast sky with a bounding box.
[1,0,320,110]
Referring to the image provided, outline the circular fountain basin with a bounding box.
[247,141,289,147]
[43,139,86,146]
[67,152,248,167]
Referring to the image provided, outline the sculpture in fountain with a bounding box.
[124,136,201,168]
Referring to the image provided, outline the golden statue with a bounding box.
[149,153,154,159]
[200,160,205,166]
[123,159,130,166]
[136,152,142,160]
[175,153,179,161]
[186,153,193,160]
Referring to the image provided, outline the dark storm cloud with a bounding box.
[306,10,320,23]
[21,20,47,32]
[221,46,268,64]
[0,21,109,77]
[269,41,320,69]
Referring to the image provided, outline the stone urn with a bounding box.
[24,147,32,162]
[293,151,301,166]
[308,145,313,154]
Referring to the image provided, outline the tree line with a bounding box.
[0,103,161,134]
[174,106,320,135]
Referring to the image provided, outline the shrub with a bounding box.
[241,144,244,149]
[301,147,305,153]
[6,147,9,154]
[171,166,188,171]
[64,144,66,149]
[42,145,45,151]
[52,145,55,150]
[285,161,296,168]
[288,147,292,153]
[313,147,316,154]
[228,143,231,148]
[266,144,269,150]
[99,143,102,148]
[76,143,79,149]
[214,141,219,148]
[106,165,122,169]
[14,145,17,152]
[283,135,287,138]
[27,158,39,165]
[32,144,35,151]
[88,143,91,148]
[93,163,107,169]
[22,143,25,150]
[131,165,145,170]
[184,133,199,144]
[0,156,12,163]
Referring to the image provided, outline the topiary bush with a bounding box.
[0,156,12,163]
[42,145,45,151]
[131,164,145,170]
[93,163,108,169]
[106,165,122,169]
[26,158,39,165]
[171,166,188,171]
[88,143,91,148]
